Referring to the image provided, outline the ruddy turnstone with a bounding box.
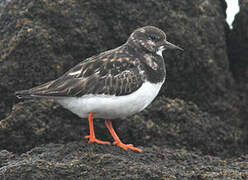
[16,26,183,152]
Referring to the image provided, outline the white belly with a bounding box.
[56,81,164,119]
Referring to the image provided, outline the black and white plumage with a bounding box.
[16,26,182,152]
[16,26,182,119]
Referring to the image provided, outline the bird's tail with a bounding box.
[15,89,34,99]
[15,80,57,99]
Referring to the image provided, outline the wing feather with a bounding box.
[24,54,144,97]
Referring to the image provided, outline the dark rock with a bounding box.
[0,0,9,15]
[0,0,247,179]
[0,142,247,179]
[0,150,15,166]
[227,0,248,150]
[0,0,243,120]
[0,97,245,157]
[119,97,244,157]
[228,0,248,84]
[0,99,87,153]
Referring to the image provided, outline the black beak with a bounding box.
[165,41,183,51]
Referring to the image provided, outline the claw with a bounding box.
[85,112,110,145]
[114,141,142,152]
[105,120,142,152]
[85,135,110,145]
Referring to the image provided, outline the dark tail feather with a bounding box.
[15,90,33,99]
[15,80,57,99]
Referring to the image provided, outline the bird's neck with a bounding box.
[142,54,166,84]
[124,41,166,84]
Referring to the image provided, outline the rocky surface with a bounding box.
[228,0,248,84]
[227,0,248,141]
[0,142,248,179]
[0,0,247,179]
[0,0,241,120]
[0,97,244,157]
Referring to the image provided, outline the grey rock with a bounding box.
[0,142,247,179]
[0,0,247,179]
[227,0,248,152]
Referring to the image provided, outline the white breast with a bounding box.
[56,80,164,119]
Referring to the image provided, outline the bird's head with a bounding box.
[128,26,183,55]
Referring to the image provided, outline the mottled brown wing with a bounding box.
[25,55,144,97]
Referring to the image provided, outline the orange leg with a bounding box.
[105,120,142,152]
[85,112,110,145]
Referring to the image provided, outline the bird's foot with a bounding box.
[85,135,111,145]
[113,141,142,152]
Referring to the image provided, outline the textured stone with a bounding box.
[228,0,248,83]
[0,97,245,157]
[227,0,248,150]
[0,0,247,179]
[0,142,247,179]
[0,0,241,119]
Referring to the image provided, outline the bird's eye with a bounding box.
[150,35,159,41]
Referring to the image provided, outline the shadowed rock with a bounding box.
[0,0,247,179]
[0,142,248,179]
[227,0,248,149]
[0,97,245,157]
[0,0,242,120]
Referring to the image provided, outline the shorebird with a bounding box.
[16,26,183,152]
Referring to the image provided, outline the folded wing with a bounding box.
[16,55,144,98]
